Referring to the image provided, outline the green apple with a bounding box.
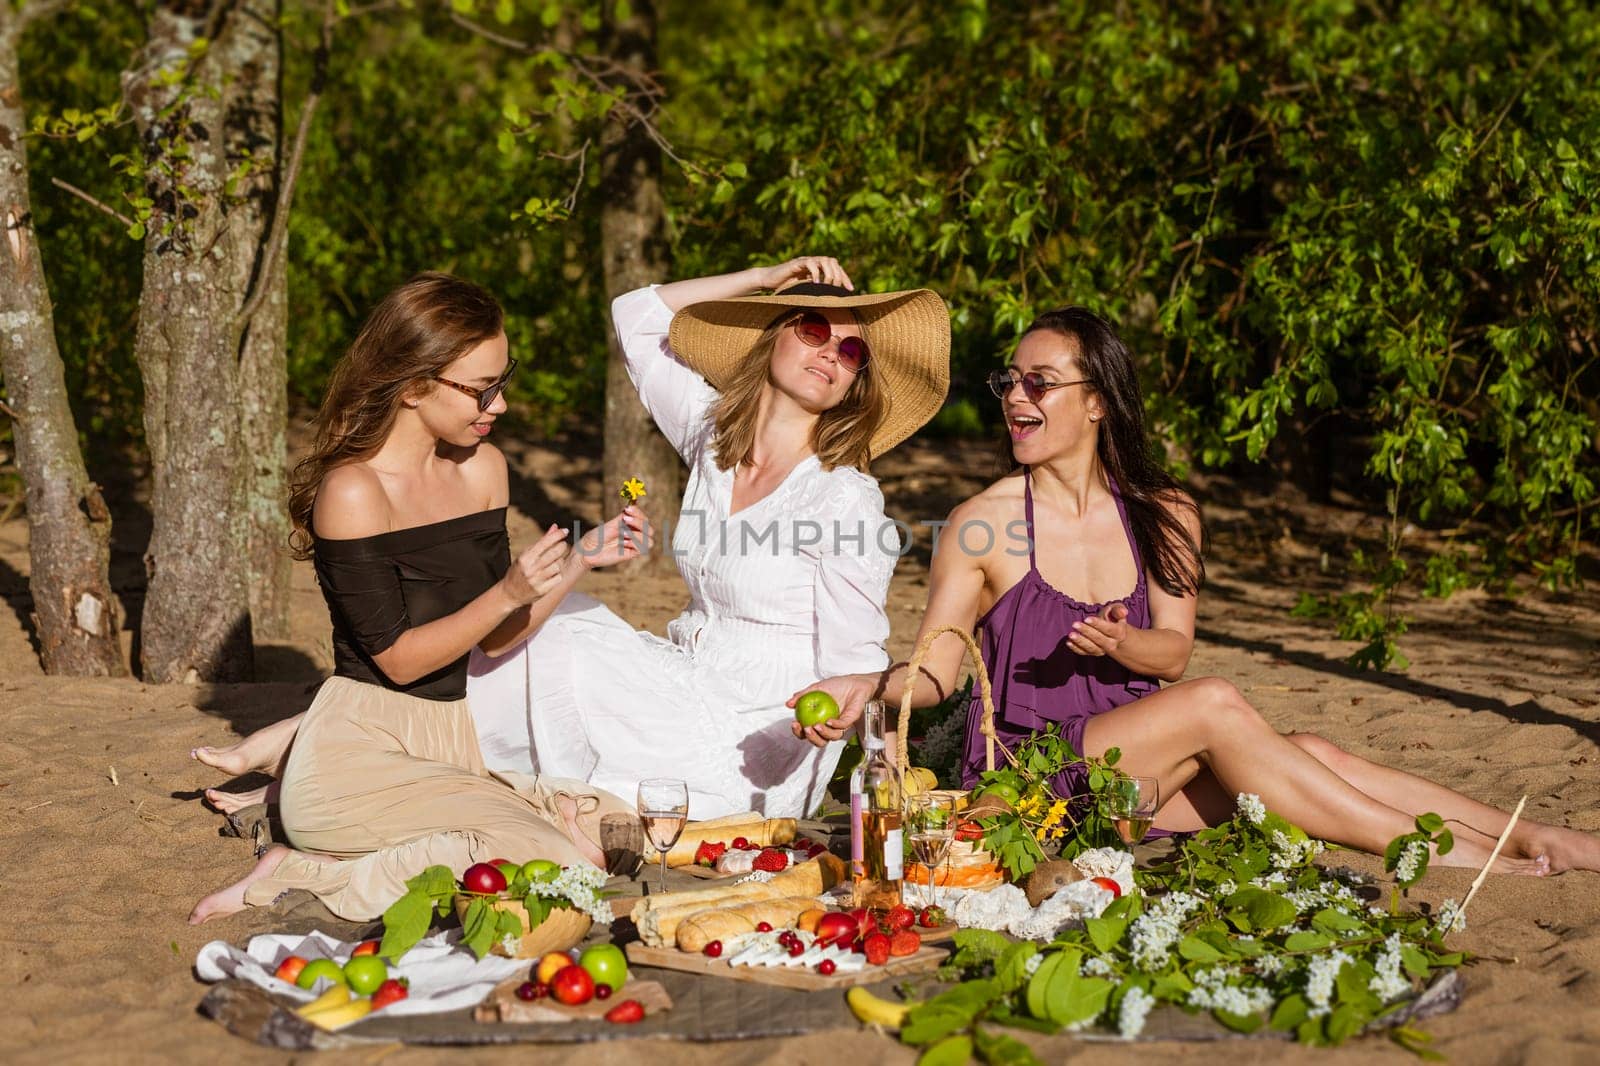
[794,690,840,728]
[519,859,562,883]
[296,958,347,991]
[578,942,628,992]
[342,955,388,995]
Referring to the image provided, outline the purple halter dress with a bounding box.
[960,466,1161,802]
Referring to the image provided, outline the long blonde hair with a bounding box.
[287,273,505,558]
[709,316,887,472]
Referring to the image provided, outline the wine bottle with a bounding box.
[855,700,904,910]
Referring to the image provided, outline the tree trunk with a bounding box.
[123,1,283,682]
[599,0,680,573]
[230,1,290,640]
[0,7,126,676]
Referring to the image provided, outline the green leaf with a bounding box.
[1024,952,1067,1021]
[971,1025,1040,1066]
[917,1035,973,1066]
[460,897,499,959]
[903,1007,978,1047]
[1311,908,1367,935]
[1285,931,1335,952]
[1227,887,1299,932]
[1401,946,1431,979]
[1085,916,1126,954]
[1415,813,1444,835]
[1270,993,1310,1031]
[1326,1002,1368,1044]
[1214,1009,1264,1034]
[995,942,1039,993]
[1178,935,1225,963]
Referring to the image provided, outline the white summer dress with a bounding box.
[464,285,896,819]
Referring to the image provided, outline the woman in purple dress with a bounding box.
[797,307,1600,876]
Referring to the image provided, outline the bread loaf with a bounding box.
[632,853,847,946]
[649,817,799,867]
[675,897,820,952]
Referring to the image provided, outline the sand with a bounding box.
[2,433,1598,1065]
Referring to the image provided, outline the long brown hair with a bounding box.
[709,315,886,473]
[287,272,505,558]
[1000,307,1205,597]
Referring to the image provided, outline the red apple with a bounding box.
[462,862,508,895]
[815,912,858,946]
[549,964,596,1006]
[273,955,308,984]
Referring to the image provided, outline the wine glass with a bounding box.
[1104,775,1159,847]
[637,778,688,894]
[905,793,957,899]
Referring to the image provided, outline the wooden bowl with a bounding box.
[452,895,593,959]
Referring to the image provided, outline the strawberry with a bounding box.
[890,930,921,957]
[604,999,645,1024]
[863,932,892,966]
[731,836,750,850]
[918,905,947,928]
[885,904,917,931]
[1090,876,1122,900]
[954,819,985,842]
[693,841,728,867]
[371,977,409,1010]
[752,848,789,873]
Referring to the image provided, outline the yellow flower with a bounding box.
[619,477,647,504]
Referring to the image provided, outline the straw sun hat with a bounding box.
[667,282,952,459]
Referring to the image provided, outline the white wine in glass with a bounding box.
[1106,775,1159,846]
[906,793,957,894]
[637,778,688,894]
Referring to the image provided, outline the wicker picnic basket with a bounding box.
[451,894,592,959]
[896,624,1017,887]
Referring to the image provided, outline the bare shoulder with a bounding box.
[1156,486,1203,532]
[312,464,393,540]
[950,470,1025,528]
[460,441,510,509]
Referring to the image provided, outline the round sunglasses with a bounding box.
[787,311,870,373]
[433,357,518,412]
[987,369,1089,403]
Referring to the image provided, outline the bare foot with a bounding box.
[203,783,277,814]
[1518,824,1600,875]
[1433,837,1548,877]
[190,714,303,778]
[189,845,289,924]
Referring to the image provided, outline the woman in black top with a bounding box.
[189,273,645,923]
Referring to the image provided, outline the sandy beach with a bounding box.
[3,434,1597,1065]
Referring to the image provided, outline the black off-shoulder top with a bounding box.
[313,508,510,701]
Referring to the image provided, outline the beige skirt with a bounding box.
[244,676,629,920]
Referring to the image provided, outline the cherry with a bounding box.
[704,940,723,958]
[756,922,773,933]
[787,941,805,958]
[515,981,539,1001]
[817,959,837,976]
[595,984,613,1000]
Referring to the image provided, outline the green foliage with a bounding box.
[895,798,1472,1060]
[379,861,608,960]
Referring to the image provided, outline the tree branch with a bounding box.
[232,0,336,339]
[0,398,20,421]
[49,177,136,228]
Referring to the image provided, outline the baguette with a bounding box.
[650,818,798,868]
[633,853,847,946]
[674,897,820,953]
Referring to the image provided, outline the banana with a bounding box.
[294,984,352,1018]
[300,997,373,1031]
[846,986,914,1030]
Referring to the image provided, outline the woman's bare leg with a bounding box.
[191,713,303,778]
[1082,678,1544,875]
[1287,733,1596,874]
[188,846,291,924]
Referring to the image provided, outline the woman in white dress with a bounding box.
[467,258,951,817]
[192,257,951,821]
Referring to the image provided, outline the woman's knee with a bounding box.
[1188,677,1269,736]
[1286,732,1350,771]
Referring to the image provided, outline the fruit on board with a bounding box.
[845,986,913,1029]
[350,940,380,957]
[549,964,596,1006]
[578,943,628,993]
[296,958,348,991]
[273,956,308,984]
[461,862,508,894]
[342,955,388,995]
[889,930,921,957]
[815,912,859,946]
[884,904,917,932]
[371,978,409,1010]
[1090,876,1122,899]
[605,999,645,1024]
[793,691,840,727]
[863,932,891,966]
[520,859,562,883]
[535,951,576,987]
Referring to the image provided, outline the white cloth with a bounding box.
[194,929,528,1015]
[899,848,1134,941]
[467,285,895,820]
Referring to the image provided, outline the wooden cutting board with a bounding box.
[625,941,949,990]
[474,974,674,1024]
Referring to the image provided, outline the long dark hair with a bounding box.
[1001,307,1205,597]
[287,272,505,558]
